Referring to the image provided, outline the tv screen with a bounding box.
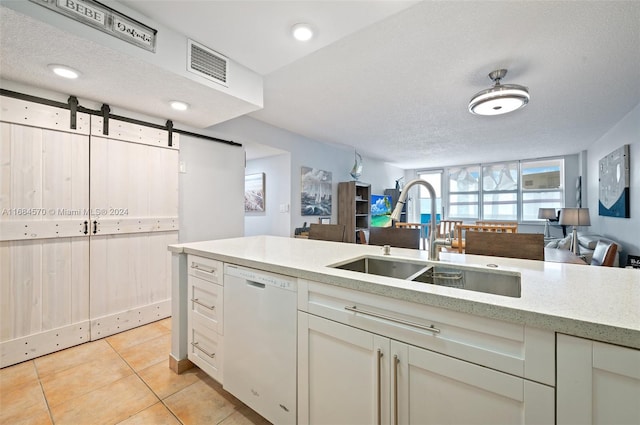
[371,194,392,227]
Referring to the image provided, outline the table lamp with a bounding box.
[537,208,557,238]
[559,208,591,256]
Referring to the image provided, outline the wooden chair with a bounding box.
[308,223,346,242]
[465,232,545,261]
[433,220,463,239]
[590,240,618,267]
[454,223,519,253]
[369,227,421,249]
[395,222,425,248]
[475,221,519,232]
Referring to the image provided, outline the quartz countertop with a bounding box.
[170,235,640,349]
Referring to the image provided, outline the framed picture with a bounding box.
[301,166,332,216]
[245,173,265,212]
[599,144,630,218]
[319,217,331,224]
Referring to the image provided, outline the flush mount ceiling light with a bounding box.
[291,23,314,41]
[170,101,189,111]
[468,69,529,116]
[48,64,81,79]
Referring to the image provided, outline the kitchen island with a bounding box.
[169,235,639,424]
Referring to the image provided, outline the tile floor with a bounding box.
[0,318,270,425]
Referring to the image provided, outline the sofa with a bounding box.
[545,232,623,266]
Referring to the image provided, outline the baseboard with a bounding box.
[169,353,194,374]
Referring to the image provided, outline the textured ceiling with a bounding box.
[1,1,639,169]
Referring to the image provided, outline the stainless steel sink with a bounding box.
[332,256,427,280]
[331,256,521,298]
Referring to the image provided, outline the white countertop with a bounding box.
[170,235,640,349]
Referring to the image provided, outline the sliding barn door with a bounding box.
[0,97,91,367]
[88,118,179,339]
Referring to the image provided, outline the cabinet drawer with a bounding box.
[187,255,223,285]
[188,275,223,332]
[299,279,554,385]
[188,314,223,383]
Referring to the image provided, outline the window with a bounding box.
[521,159,564,221]
[417,171,443,222]
[443,158,565,223]
[448,166,479,219]
[482,162,518,220]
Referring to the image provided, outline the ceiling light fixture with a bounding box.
[292,23,314,41]
[170,101,189,111]
[48,64,80,79]
[468,69,529,116]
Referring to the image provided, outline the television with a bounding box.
[371,194,393,227]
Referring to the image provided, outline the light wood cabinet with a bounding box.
[338,181,370,243]
[557,334,640,425]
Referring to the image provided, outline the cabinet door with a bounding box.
[393,341,554,425]
[557,334,640,425]
[298,312,390,425]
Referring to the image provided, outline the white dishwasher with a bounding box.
[223,264,297,424]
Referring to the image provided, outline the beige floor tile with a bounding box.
[138,361,207,400]
[40,350,133,407]
[218,406,272,425]
[0,379,48,424]
[0,360,38,392]
[9,408,53,425]
[50,374,158,425]
[158,317,172,331]
[119,333,171,372]
[116,402,180,425]
[34,339,113,378]
[164,377,242,425]
[107,322,170,353]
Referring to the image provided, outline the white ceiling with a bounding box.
[1,1,639,170]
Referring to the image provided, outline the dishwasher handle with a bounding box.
[247,280,266,289]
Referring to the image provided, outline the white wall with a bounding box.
[586,102,640,266]
[245,153,291,237]
[179,135,245,243]
[208,116,405,235]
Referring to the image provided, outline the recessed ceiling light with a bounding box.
[170,101,189,111]
[48,64,81,79]
[292,23,314,41]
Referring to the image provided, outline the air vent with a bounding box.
[187,39,228,86]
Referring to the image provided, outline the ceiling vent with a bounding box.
[187,39,228,86]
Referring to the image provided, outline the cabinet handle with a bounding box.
[344,305,441,334]
[377,349,383,425]
[92,220,98,234]
[191,342,216,358]
[191,298,215,311]
[393,354,399,425]
[191,262,216,274]
[83,220,89,235]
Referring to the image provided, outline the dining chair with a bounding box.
[475,220,519,232]
[465,232,544,261]
[590,240,618,267]
[428,220,463,239]
[368,227,421,249]
[454,223,519,253]
[308,223,346,242]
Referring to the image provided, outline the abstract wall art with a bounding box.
[599,144,630,218]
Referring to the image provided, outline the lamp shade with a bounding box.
[538,208,557,220]
[559,208,591,226]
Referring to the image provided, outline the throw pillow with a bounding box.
[557,236,572,250]
[578,234,600,250]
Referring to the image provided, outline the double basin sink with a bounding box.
[331,256,521,298]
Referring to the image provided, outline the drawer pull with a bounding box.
[191,262,216,274]
[345,305,441,334]
[191,298,215,311]
[191,342,216,358]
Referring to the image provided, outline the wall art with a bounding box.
[301,167,332,216]
[599,144,630,218]
[245,173,265,212]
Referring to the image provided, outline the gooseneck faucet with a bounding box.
[390,178,438,260]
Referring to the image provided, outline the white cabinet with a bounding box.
[187,255,224,382]
[298,279,555,424]
[557,334,640,425]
